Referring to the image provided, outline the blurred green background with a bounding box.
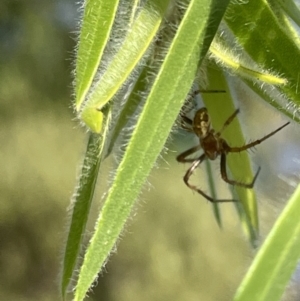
[1,1,299,301]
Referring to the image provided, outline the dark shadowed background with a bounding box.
[1,1,300,301]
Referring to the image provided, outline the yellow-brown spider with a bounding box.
[177,107,290,203]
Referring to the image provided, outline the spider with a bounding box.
[177,107,290,203]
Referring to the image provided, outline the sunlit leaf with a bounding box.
[75,0,120,109]
[234,184,300,301]
[202,66,259,244]
[74,1,230,300]
[61,107,111,299]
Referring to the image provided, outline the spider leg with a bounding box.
[216,109,240,137]
[191,89,226,98]
[177,145,202,163]
[220,153,261,188]
[183,154,237,203]
[180,115,194,132]
[180,124,194,132]
[227,122,290,153]
[184,90,226,107]
[181,115,193,125]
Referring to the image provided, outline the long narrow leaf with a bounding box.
[106,60,151,157]
[242,78,300,124]
[74,1,230,300]
[234,184,300,301]
[208,36,296,126]
[225,0,300,107]
[80,0,171,132]
[75,0,120,109]
[205,159,222,227]
[276,0,300,28]
[202,66,259,244]
[61,107,111,299]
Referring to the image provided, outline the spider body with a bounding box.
[196,108,234,160]
[200,132,228,160]
[177,107,290,203]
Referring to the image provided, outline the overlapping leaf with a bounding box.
[73,1,230,300]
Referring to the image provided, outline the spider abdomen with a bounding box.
[200,133,222,160]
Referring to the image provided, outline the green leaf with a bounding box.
[80,108,104,134]
[60,107,111,299]
[233,184,300,301]
[276,0,300,28]
[209,41,287,86]
[242,78,300,124]
[266,0,300,50]
[106,59,151,157]
[205,159,222,228]
[225,0,300,108]
[208,34,297,127]
[79,0,171,132]
[202,66,259,244]
[74,1,230,300]
[75,0,120,109]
